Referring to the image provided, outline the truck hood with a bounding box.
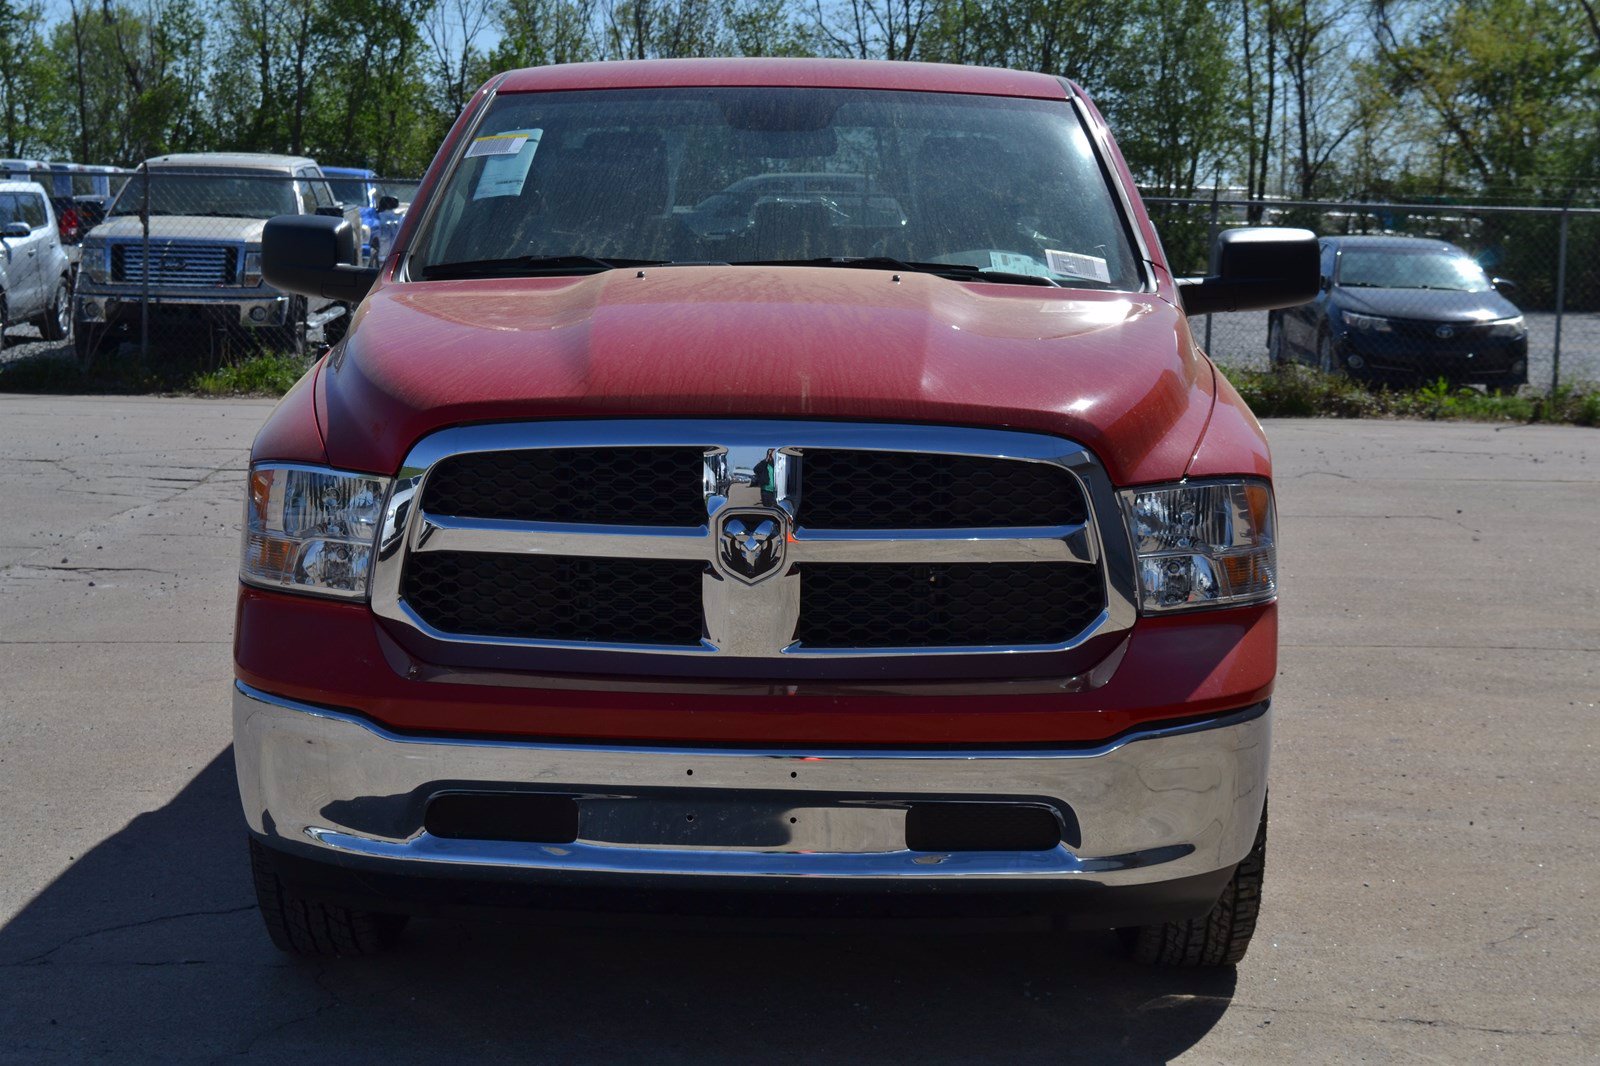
[320,266,1215,485]
[86,215,266,243]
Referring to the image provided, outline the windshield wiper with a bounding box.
[420,254,671,280]
[733,256,1061,287]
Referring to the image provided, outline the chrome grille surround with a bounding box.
[370,421,1138,669]
[111,240,239,286]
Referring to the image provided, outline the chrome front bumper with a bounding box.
[74,291,288,327]
[234,682,1269,889]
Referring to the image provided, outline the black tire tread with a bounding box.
[1126,800,1266,968]
[248,837,405,957]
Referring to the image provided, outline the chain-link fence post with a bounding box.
[139,165,151,363]
[1551,203,1569,393]
[1204,187,1219,353]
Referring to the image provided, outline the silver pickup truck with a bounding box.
[73,153,352,364]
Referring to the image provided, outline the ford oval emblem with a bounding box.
[1435,325,1455,339]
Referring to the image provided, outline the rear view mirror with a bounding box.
[1179,228,1320,316]
[376,195,400,213]
[1492,276,1517,295]
[263,214,378,302]
[1,221,29,240]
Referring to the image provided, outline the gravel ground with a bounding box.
[0,397,1595,1063]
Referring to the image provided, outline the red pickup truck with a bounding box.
[236,59,1315,965]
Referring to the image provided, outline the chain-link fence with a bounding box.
[1145,196,1597,392]
[0,164,420,369]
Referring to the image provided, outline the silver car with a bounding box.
[0,180,73,350]
[73,153,352,364]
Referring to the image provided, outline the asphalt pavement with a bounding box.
[0,396,1595,1063]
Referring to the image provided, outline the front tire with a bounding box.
[263,298,307,357]
[1121,800,1266,968]
[1267,315,1287,366]
[38,278,71,341]
[248,837,407,957]
[1316,329,1340,375]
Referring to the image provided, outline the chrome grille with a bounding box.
[371,421,1136,674]
[111,242,237,286]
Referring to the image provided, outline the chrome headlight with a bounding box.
[242,248,263,287]
[241,464,389,599]
[1486,315,1525,337]
[80,242,111,284]
[1341,311,1391,333]
[1120,479,1277,612]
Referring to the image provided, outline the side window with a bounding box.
[1320,243,1337,282]
[302,170,335,209]
[0,193,19,226]
[21,193,47,230]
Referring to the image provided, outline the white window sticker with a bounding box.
[472,129,542,200]
[467,132,531,158]
[1045,249,1111,284]
[987,251,1051,277]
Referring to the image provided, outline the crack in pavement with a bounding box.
[234,962,342,1057]
[2,905,257,967]
[1219,1000,1579,1040]
[18,566,177,575]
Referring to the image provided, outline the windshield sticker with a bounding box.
[1046,249,1111,284]
[472,129,542,200]
[987,252,1052,278]
[467,132,532,158]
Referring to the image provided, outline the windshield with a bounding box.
[109,170,298,220]
[325,179,369,206]
[1338,248,1491,292]
[410,87,1141,288]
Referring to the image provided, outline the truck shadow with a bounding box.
[0,750,1237,1063]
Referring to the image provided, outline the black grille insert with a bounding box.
[799,450,1088,529]
[403,552,704,645]
[423,447,706,525]
[796,562,1103,648]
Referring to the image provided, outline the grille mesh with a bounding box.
[795,562,1103,648]
[112,243,235,286]
[403,552,704,645]
[800,450,1088,528]
[422,448,706,526]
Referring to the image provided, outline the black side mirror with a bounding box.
[376,195,400,213]
[1,221,29,240]
[1491,276,1517,295]
[263,214,378,302]
[1178,227,1320,316]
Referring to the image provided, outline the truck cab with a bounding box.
[235,60,1315,966]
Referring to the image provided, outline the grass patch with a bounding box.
[0,348,309,397]
[190,353,307,396]
[1222,364,1600,427]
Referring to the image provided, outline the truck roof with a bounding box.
[495,58,1073,100]
[141,152,319,172]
